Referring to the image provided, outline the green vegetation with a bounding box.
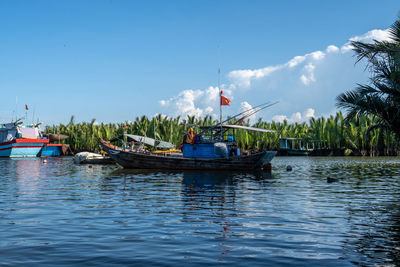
[337,17,400,138]
[45,112,400,156]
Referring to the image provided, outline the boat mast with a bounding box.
[13,96,18,123]
[218,47,223,140]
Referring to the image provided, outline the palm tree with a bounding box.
[336,17,400,137]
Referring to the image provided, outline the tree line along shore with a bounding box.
[44,112,399,156]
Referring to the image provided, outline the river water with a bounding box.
[0,157,399,266]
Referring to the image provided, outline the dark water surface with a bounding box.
[1,157,400,266]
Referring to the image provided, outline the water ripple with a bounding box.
[0,157,400,265]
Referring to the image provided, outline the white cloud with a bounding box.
[228,66,281,88]
[304,108,315,119]
[341,29,391,53]
[159,86,232,118]
[204,86,221,103]
[175,90,204,117]
[300,75,309,85]
[159,27,393,122]
[272,108,315,123]
[205,106,213,114]
[287,56,306,68]
[239,101,257,125]
[326,45,339,53]
[351,29,391,42]
[309,51,325,60]
[271,115,287,123]
[228,50,326,89]
[300,63,316,85]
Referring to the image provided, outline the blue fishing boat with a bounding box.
[99,124,277,171]
[0,121,49,157]
[40,144,63,156]
[100,89,277,170]
[39,134,69,157]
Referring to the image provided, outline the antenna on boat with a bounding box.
[218,46,223,139]
[12,96,18,122]
[32,106,35,125]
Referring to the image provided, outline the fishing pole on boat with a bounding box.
[221,101,271,124]
[203,102,271,135]
[217,101,278,127]
[199,101,278,137]
[234,101,279,125]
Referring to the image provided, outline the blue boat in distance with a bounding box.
[39,134,69,157]
[40,144,63,157]
[0,121,49,157]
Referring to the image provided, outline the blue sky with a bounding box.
[0,1,399,125]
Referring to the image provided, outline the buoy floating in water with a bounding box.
[327,177,339,183]
[43,159,47,164]
[286,165,292,171]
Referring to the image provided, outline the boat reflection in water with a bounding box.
[107,167,274,260]
[108,168,273,186]
[9,157,71,198]
[181,170,274,259]
[181,170,272,186]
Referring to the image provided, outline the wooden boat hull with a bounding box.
[100,139,276,170]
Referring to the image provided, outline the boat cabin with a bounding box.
[0,122,42,143]
[182,124,275,159]
[0,123,17,143]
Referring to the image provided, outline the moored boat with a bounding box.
[40,144,63,157]
[100,90,277,170]
[99,124,277,171]
[279,138,311,156]
[39,134,72,157]
[0,121,49,157]
[73,151,114,164]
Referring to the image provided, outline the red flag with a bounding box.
[25,104,28,110]
[220,96,231,106]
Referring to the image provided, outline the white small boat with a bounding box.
[73,151,114,164]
